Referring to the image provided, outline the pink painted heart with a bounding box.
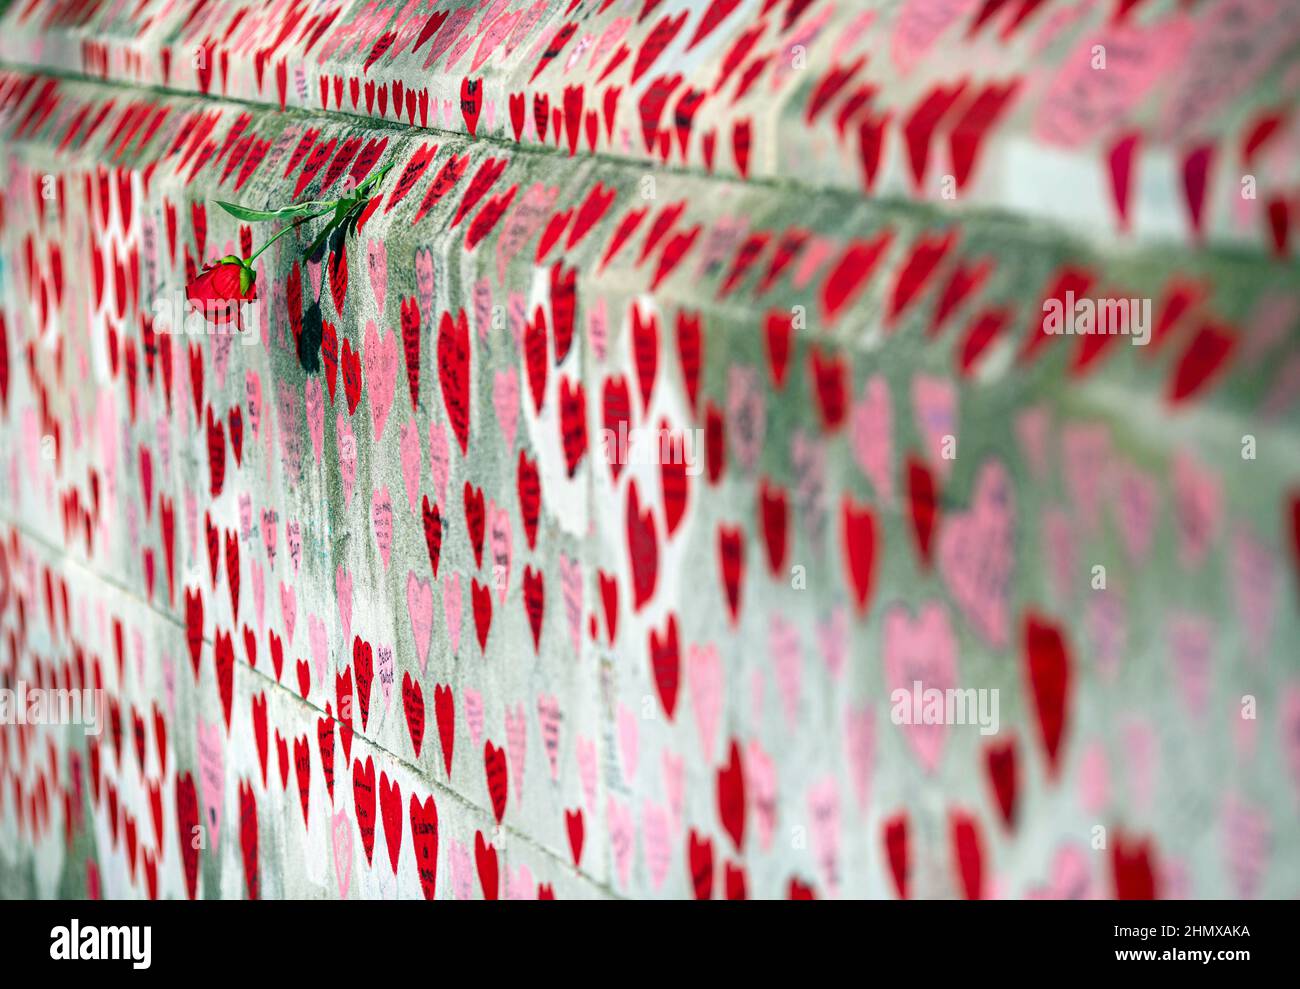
[364,319,398,442]
[912,374,957,479]
[428,420,450,505]
[443,572,462,655]
[488,501,512,604]
[938,459,1014,648]
[305,377,324,465]
[493,368,520,453]
[687,643,722,761]
[557,553,583,657]
[851,374,894,506]
[883,601,958,773]
[367,239,388,317]
[372,486,393,569]
[399,419,421,513]
[336,412,357,507]
[336,565,353,652]
[406,571,434,673]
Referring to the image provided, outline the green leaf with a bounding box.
[216,199,334,223]
[239,264,255,294]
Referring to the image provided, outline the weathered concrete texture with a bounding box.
[0,0,1298,901]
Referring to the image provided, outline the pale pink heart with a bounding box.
[745,740,777,851]
[276,380,302,479]
[308,613,328,685]
[911,374,957,479]
[446,33,474,74]
[251,560,265,630]
[507,863,535,900]
[448,838,474,900]
[488,501,512,604]
[414,248,435,321]
[1232,527,1277,662]
[279,582,297,645]
[694,215,748,278]
[336,412,357,507]
[726,366,766,474]
[938,459,1014,648]
[363,319,398,443]
[443,572,462,655]
[687,643,723,761]
[662,751,684,825]
[493,369,520,453]
[1062,423,1112,533]
[473,8,519,71]
[772,3,835,89]
[536,694,561,781]
[1222,794,1271,899]
[465,689,484,750]
[440,98,455,127]
[807,776,842,898]
[132,631,145,686]
[792,429,827,546]
[307,258,322,299]
[607,796,635,889]
[286,521,302,576]
[793,236,836,289]
[883,601,958,773]
[817,607,848,679]
[336,565,353,651]
[1123,718,1157,814]
[162,653,176,722]
[1042,508,1076,603]
[495,182,557,282]
[844,705,875,809]
[1086,590,1126,681]
[617,704,639,781]
[1078,740,1109,815]
[366,239,387,318]
[1281,684,1300,805]
[332,809,353,899]
[851,374,894,506]
[892,0,979,74]
[196,715,224,847]
[507,291,527,350]
[769,615,802,728]
[398,419,421,513]
[212,333,232,391]
[156,414,174,472]
[376,644,394,713]
[238,494,253,542]
[185,488,198,558]
[576,736,598,814]
[473,277,493,342]
[587,296,607,363]
[557,553,583,658]
[642,801,672,891]
[504,702,527,796]
[587,17,629,72]
[1027,844,1093,899]
[406,571,434,673]
[428,421,449,505]
[1112,464,1157,563]
[1168,612,1213,717]
[1172,450,1222,568]
[371,485,394,570]
[1243,291,1300,364]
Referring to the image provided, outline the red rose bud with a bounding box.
[186,256,256,325]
